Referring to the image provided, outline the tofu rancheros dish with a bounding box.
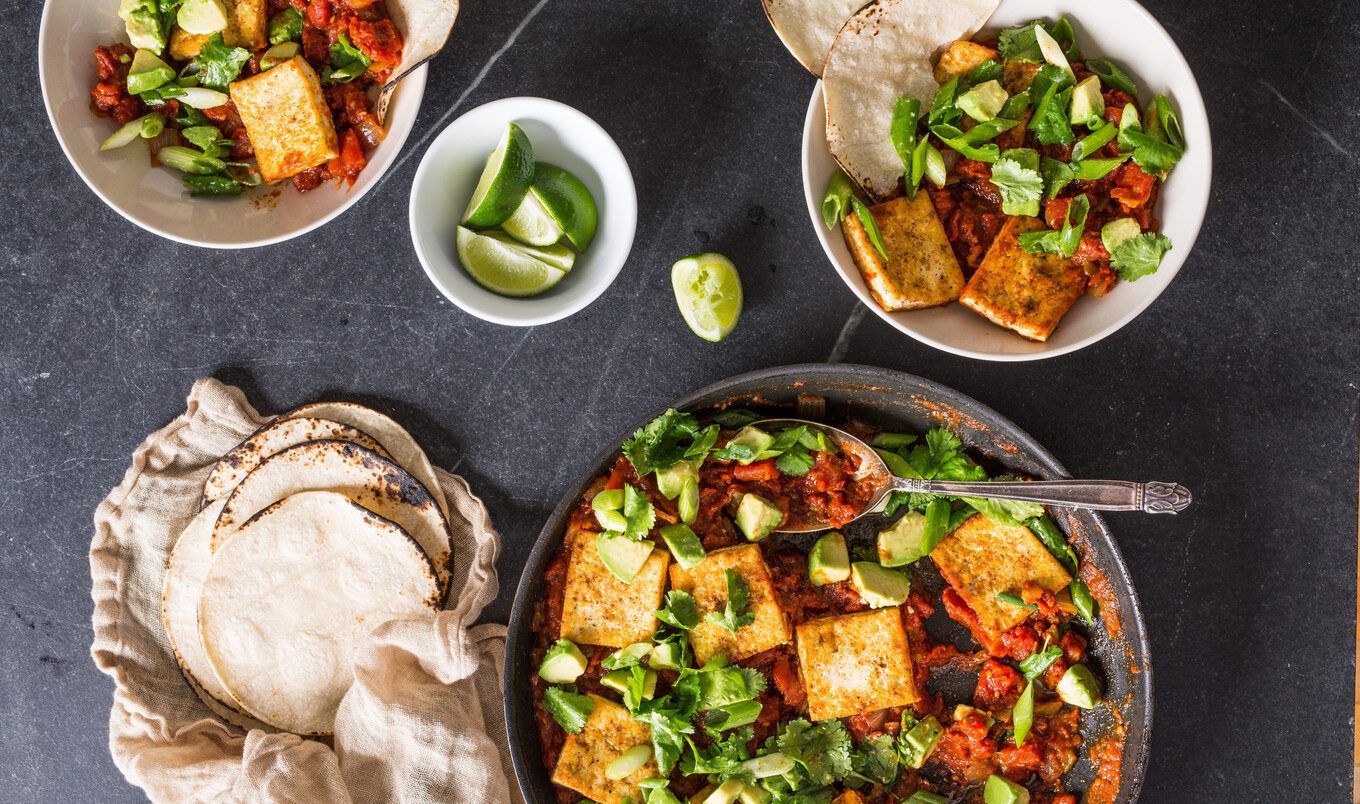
[821,3,1187,342]
[530,408,1118,804]
[90,0,439,195]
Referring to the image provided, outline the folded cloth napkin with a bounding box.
[90,378,522,804]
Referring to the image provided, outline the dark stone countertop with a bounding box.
[2,0,1357,801]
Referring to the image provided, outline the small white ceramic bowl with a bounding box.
[38,0,427,249]
[408,97,637,327]
[802,0,1212,361]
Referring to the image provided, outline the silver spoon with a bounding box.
[752,418,1192,533]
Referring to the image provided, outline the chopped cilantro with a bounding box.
[1110,232,1172,280]
[990,149,1044,217]
[998,20,1046,63]
[1018,645,1063,679]
[192,33,251,91]
[705,570,756,633]
[776,718,854,787]
[656,590,701,630]
[1040,156,1077,198]
[623,409,712,476]
[847,733,899,788]
[621,484,656,541]
[1086,58,1138,95]
[542,686,593,734]
[710,409,762,428]
[323,33,371,85]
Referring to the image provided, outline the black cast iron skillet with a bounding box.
[504,364,1152,803]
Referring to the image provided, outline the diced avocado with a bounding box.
[125,49,175,95]
[602,668,657,700]
[1101,218,1142,253]
[659,523,706,568]
[735,494,783,541]
[596,532,655,583]
[1056,663,1103,708]
[983,774,1030,804]
[724,426,774,463]
[851,562,910,607]
[656,460,699,500]
[740,752,795,778]
[737,784,772,804]
[957,79,1009,122]
[877,510,927,567]
[701,779,746,804]
[808,532,850,586]
[649,640,684,671]
[538,638,587,683]
[677,476,699,525]
[176,0,228,36]
[899,715,943,768]
[1070,75,1105,128]
[118,0,168,52]
[606,642,653,668]
[605,744,653,781]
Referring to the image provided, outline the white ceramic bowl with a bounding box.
[38,0,427,249]
[409,97,637,326]
[802,0,1212,361]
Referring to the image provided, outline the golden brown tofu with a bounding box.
[959,215,1087,341]
[1003,59,1042,94]
[994,108,1033,151]
[229,57,338,184]
[795,607,920,721]
[930,514,1073,651]
[551,696,658,804]
[560,523,668,648]
[934,40,1000,85]
[166,0,267,59]
[843,193,965,312]
[669,543,791,666]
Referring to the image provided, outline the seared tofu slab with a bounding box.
[167,0,267,59]
[560,524,668,648]
[844,193,965,311]
[551,695,659,804]
[229,57,339,184]
[669,543,791,665]
[795,607,921,721]
[930,514,1073,650]
[933,40,1000,85]
[959,215,1087,341]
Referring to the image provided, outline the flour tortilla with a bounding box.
[824,0,999,201]
[379,0,459,120]
[200,416,391,510]
[161,499,277,733]
[212,439,453,595]
[199,491,441,735]
[283,402,449,521]
[761,0,869,77]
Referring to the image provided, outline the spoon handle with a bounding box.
[889,478,1192,514]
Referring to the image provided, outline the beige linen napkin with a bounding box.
[90,378,522,804]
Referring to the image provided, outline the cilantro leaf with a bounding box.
[847,733,899,788]
[1048,16,1082,60]
[542,686,593,734]
[775,445,815,477]
[696,664,765,709]
[1109,232,1172,280]
[990,149,1043,216]
[681,726,755,783]
[180,125,232,160]
[705,570,756,633]
[776,719,854,787]
[710,409,762,428]
[1120,129,1183,176]
[623,408,704,476]
[1040,156,1076,198]
[324,33,372,85]
[710,442,755,463]
[998,20,1045,62]
[192,33,251,91]
[1018,645,1063,679]
[622,484,656,541]
[656,590,701,630]
[963,495,1045,527]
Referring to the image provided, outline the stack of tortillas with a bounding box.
[160,402,454,737]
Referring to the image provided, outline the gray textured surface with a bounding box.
[2,0,1357,801]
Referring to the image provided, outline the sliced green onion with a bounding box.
[223,162,261,186]
[1085,58,1138,95]
[595,508,628,532]
[1074,158,1126,180]
[156,145,225,174]
[260,41,300,71]
[851,197,887,260]
[99,113,165,150]
[871,432,916,449]
[182,174,243,196]
[1072,122,1117,161]
[677,477,699,525]
[1070,580,1099,622]
[924,142,947,188]
[907,136,929,198]
[605,744,653,780]
[703,700,762,731]
[592,488,625,511]
[1013,681,1034,746]
[1119,103,1140,132]
[1154,94,1185,149]
[178,86,230,109]
[921,498,951,554]
[873,447,918,479]
[741,752,796,778]
[821,170,854,229]
[1026,515,1078,575]
[890,96,921,171]
[995,592,1037,611]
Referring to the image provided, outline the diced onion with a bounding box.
[178,87,230,109]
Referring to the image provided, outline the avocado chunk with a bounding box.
[983,774,1030,804]
[735,494,783,541]
[595,532,655,583]
[649,640,685,671]
[1101,217,1141,253]
[605,642,653,668]
[602,668,657,700]
[737,784,772,804]
[1056,663,1103,708]
[851,562,910,608]
[900,715,944,768]
[878,510,927,567]
[659,523,706,568]
[957,79,1009,122]
[125,49,175,95]
[701,779,747,804]
[656,460,699,500]
[537,638,587,683]
[118,0,169,52]
[1070,75,1105,128]
[724,426,774,463]
[808,531,851,586]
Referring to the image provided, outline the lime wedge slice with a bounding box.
[671,253,742,342]
[500,190,565,246]
[485,231,575,272]
[456,226,567,297]
[462,123,534,228]
[531,163,598,251]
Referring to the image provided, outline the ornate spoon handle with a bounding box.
[888,478,1192,514]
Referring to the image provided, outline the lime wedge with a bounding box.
[531,164,598,251]
[456,226,567,297]
[462,123,534,228]
[671,253,742,342]
[485,231,575,272]
[500,190,565,246]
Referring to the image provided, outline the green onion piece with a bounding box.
[1026,515,1078,575]
[924,143,947,188]
[1072,122,1117,161]
[947,504,977,532]
[890,96,921,172]
[592,488,625,512]
[1070,579,1099,622]
[873,447,920,479]
[157,145,225,175]
[182,174,243,196]
[260,41,300,71]
[702,700,762,731]
[178,86,230,109]
[907,136,929,199]
[851,197,887,260]
[99,113,165,150]
[998,89,1031,120]
[930,123,1001,163]
[1154,94,1185,149]
[1085,58,1138,95]
[1074,158,1126,180]
[871,432,916,449]
[966,59,1003,87]
[821,170,854,229]
[1119,103,1140,132]
[677,476,699,526]
[921,498,950,554]
[1013,682,1034,747]
[995,592,1037,611]
[223,162,262,187]
[595,508,628,532]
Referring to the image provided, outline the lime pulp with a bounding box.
[500,190,565,246]
[671,253,742,342]
[456,226,567,297]
[462,122,534,228]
